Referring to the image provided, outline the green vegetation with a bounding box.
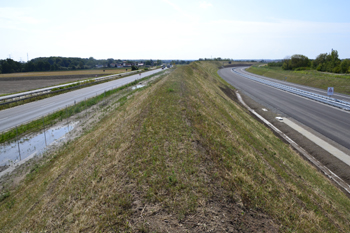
[247,65,350,95]
[0,62,349,232]
[269,49,350,74]
[281,54,310,70]
[131,65,139,71]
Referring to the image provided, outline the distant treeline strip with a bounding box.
[268,50,350,74]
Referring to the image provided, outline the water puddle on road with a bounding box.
[0,122,77,170]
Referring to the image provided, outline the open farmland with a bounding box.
[0,68,130,95]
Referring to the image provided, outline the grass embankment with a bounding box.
[247,66,350,95]
[0,62,350,232]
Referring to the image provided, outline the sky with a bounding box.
[1,0,350,61]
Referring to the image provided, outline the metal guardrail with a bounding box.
[232,68,350,111]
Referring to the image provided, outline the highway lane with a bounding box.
[218,67,350,150]
[0,68,163,132]
[238,68,350,103]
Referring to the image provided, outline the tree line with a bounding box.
[0,57,162,74]
[268,50,350,74]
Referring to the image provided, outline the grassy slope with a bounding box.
[247,66,350,95]
[1,62,350,232]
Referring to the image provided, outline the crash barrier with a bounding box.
[232,68,350,111]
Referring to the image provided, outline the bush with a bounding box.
[268,61,283,67]
[333,66,341,73]
[294,67,311,71]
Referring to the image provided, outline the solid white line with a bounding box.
[283,118,350,166]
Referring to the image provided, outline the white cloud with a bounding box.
[199,1,212,9]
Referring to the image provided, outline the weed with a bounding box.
[6,199,15,209]
[0,192,10,202]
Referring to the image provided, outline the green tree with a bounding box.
[313,53,327,70]
[107,58,114,67]
[290,54,309,69]
[340,59,350,73]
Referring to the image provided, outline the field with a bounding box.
[246,66,350,95]
[0,68,129,78]
[0,62,350,232]
[0,68,130,95]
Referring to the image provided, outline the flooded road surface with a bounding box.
[0,122,76,168]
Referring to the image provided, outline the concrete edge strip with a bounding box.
[236,91,350,195]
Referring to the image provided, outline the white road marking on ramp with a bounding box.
[282,118,350,167]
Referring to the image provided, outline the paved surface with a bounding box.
[238,68,350,103]
[0,69,163,132]
[282,118,350,166]
[218,67,350,151]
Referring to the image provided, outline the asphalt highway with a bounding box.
[0,68,163,133]
[218,67,350,150]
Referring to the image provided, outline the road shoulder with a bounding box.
[237,90,350,194]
